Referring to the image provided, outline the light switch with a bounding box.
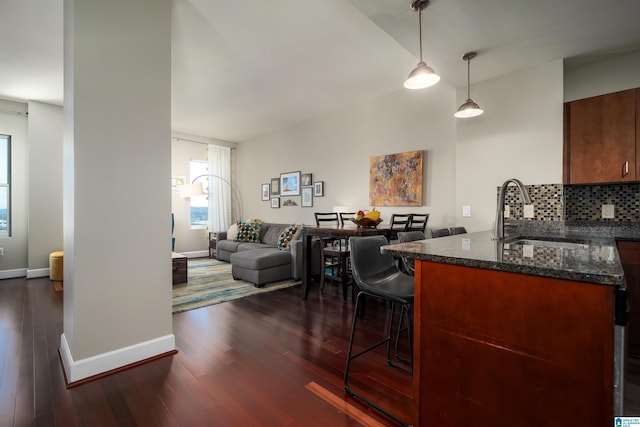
[504,205,510,218]
[462,205,471,217]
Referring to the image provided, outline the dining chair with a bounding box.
[388,213,411,242]
[431,228,451,238]
[338,212,356,226]
[407,213,429,232]
[449,226,467,235]
[314,212,351,301]
[345,235,414,426]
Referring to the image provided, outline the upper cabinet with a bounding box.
[563,88,638,184]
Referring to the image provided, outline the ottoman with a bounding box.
[49,250,64,291]
[230,249,291,287]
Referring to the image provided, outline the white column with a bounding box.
[60,0,174,383]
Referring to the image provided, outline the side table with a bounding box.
[209,232,218,258]
[172,252,187,285]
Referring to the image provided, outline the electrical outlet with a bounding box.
[462,205,471,217]
[523,244,534,258]
[0,248,4,256]
[523,204,535,218]
[504,205,510,218]
[602,204,615,219]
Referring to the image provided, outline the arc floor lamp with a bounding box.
[179,174,244,222]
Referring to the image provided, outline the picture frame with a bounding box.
[271,197,280,208]
[313,181,324,197]
[301,173,313,186]
[261,183,270,201]
[270,177,280,196]
[280,171,301,196]
[301,187,313,207]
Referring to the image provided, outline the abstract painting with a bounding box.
[369,150,423,206]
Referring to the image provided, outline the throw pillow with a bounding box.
[227,223,238,240]
[249,218,264,225]
[277,225,302,251]
[235,221,260,243]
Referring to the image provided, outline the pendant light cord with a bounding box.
[418,9,423,62]
[466,57,471,99]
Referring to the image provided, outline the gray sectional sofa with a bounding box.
[216,222,319,287]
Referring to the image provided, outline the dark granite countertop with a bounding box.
[380,227,632,287]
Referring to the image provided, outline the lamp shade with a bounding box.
[178,183,205,198]
[404,61,440,89]
[454,99,484,118]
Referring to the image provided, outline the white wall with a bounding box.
[237,84,458,231]
[0,99,28,276]
[455,60,564,232]
[565,50,640,102]
[61,0,173,382]
[27,101,63,274]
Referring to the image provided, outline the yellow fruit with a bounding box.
[364,209,380,221]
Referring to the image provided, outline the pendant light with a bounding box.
[404,0,440,89]
[455,51,484,118]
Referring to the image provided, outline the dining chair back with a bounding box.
[338,212,356,226]
[449,226,468,235]
[314,212,339,226]
[431,228,451,238]
[389,213,411,231]
[314,212,351,301]
[407,213,429,232]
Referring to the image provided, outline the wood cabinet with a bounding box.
[413,261,614,426]
[564,88,638,184]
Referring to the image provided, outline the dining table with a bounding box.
[301,223,395,300]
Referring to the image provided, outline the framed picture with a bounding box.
[313,181,324,197]
[261,183,270,201]
[280,171,301,196]
[301,173,313,186]
[301,187,313,207]
[271,197,280,208]
[270,177,280,196]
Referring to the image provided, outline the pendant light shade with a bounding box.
[455,51,483,118]
[404,0,439,90]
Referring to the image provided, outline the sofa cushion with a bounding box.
[226,223,238,240]
[235,221,260,243]
[262,224,287,246]
[237,242,274,251]
[231,249,290,270]
[277,225,302,250]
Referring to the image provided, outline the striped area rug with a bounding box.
[172,258,300,314]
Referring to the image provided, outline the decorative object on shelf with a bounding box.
[455,51,484,118]
[301,187,313,207]
[404,0,439,90]
[301,173,313,186]
[270,177,280,196]
[313,181,324,197]
[271,197,280,208]
[261,183,270,201]
[280,171,301,196]
[370,150,423,206]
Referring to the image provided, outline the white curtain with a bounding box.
[207,145,232,232]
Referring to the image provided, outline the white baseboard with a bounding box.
[0,268,27,280]
[27,268,50,278]
[59,333,176,384]
[180,250,209,258]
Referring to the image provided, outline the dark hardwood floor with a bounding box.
[0,276,413,426]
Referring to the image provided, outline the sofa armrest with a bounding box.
[218,231,228,241]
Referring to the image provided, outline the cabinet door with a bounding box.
[566,89,636,184]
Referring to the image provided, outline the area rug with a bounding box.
[172,258,300,314]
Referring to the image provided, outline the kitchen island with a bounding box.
[381,230,625,426]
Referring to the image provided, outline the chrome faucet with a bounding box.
[493,178,532,240]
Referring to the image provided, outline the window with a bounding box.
[190,159,208,228]
[0,135,10,237]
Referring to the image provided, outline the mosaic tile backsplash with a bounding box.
[499,182,640,222]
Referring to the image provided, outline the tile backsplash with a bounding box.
[498,182,640,222]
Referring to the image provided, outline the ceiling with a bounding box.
[2,0,640,142]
